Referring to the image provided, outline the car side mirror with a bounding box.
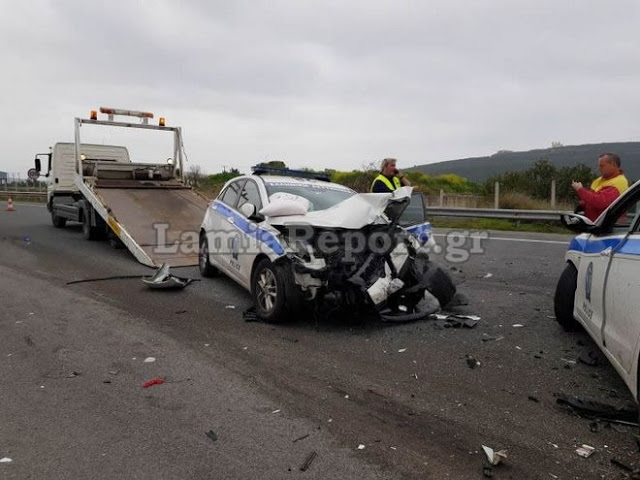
[240,203,257,218]
[561,213,598,233]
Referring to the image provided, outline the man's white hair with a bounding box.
[380,157,397,172]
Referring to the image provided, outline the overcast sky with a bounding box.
[2,0,639,177]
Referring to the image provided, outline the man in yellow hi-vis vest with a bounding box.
[370,158,412,193]
[572,153,629,221]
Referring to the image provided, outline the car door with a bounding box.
[209,179,246,281]
[234,179,266,288]
[601,192,640,374]
[400,193,433,244]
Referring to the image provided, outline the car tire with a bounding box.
[51,211,67,228]
[199,234,218,278]
[554,263,579,331]
[423,263,457,307]
[251,258,299,323]
[82,208,102,240]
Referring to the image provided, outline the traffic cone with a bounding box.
[6,197,15,212]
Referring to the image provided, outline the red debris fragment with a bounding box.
[142,378,165,388]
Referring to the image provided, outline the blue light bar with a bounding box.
[251,165,330,182]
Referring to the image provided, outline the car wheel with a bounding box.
[82,209,99,240]
[199,234,218,278]
[251,258,296,323]
[51,211,66,228]
[554,263,579,331]
[423,263,456,307]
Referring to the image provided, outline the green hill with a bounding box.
[408,142,640,182]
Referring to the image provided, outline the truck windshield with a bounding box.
[265,183,355,211]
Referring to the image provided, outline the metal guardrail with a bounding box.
[1,191,47,201]
[425,206,565,221]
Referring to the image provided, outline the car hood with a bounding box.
[266,187,413,229]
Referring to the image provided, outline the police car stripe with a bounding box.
[211,201,285,256]
[404,222,432,243]
[568,235,640,255]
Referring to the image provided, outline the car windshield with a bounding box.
[265,182,355,211]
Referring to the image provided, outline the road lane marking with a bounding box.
[432,233,569,245]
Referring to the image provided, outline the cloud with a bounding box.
[2,0,639,177]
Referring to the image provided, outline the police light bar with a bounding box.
[251,165,330,182]
[98,107,155,124]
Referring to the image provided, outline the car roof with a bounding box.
[244,174,354,191]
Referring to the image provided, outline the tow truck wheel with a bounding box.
[82,208,103,241]
[554,263,579,331]
[198,235,218,278]
[251,258,290,323]
[51,211,67,228]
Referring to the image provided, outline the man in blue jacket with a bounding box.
[370,158,412,193]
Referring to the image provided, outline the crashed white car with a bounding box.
[199,167,455,322]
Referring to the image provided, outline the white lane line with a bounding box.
[431,233,569,245]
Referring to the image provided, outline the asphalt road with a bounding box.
[1,203,639,479]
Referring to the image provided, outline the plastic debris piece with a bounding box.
[512,324,524,328]
[225,305,236,309]
[243,306,260,322]
[142,263,196,290]
[528,395,539,403]
[398,348,407,353]
[357,444,366,450]
[300,451,317,471]
[144,357,156,363]
[67,371,81,378]
[0,458,12,463]
[482,445,507,465]
[205,430,218,442]
[555,393,637,422]
[483,273,493,278]
[575,444,595,458]
[272,409,281,414]
[466,355,480,369]
[142,378,165,388]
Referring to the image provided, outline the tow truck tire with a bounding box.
[251,258,294,323]
[82,208,103,241]
[198,235,218,278]
[554,263,579,331]
[51,211,67,228]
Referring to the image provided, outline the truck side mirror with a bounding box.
[35,157,41,172]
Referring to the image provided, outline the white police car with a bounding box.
[555,179,640,401]
[199,166,454,322]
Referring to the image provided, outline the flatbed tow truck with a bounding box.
[32,107,208,267]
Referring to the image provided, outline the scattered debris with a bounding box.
[142,378,165,388]
[560,358,576,365]
[528,395,539,403]
[225,305,236,309]
[293,434,310,443]
[272,409,281,414]
[512,324,524,328]
[578,351,600,367]
[108,370,119,375]
[483,273,493,279]
[434,313,480,329]
[243,307,260,322]
[142,264,197,290]
[482,445,507,465]
[67,371,81,378]
[143,357,156,363]
[357,444,366,450]
[466,355,480,369]
[555,393,637,422]
[66,274,143,285]
[575,444,595,458]
[205,430,218,442]
[398,348,407,353]
[24,335,34,347]
[0,458,12,463]
[300,451,317,472]
[175,310,187,314]
[589,422,600,433]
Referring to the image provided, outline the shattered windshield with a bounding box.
[265,182,355,212]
